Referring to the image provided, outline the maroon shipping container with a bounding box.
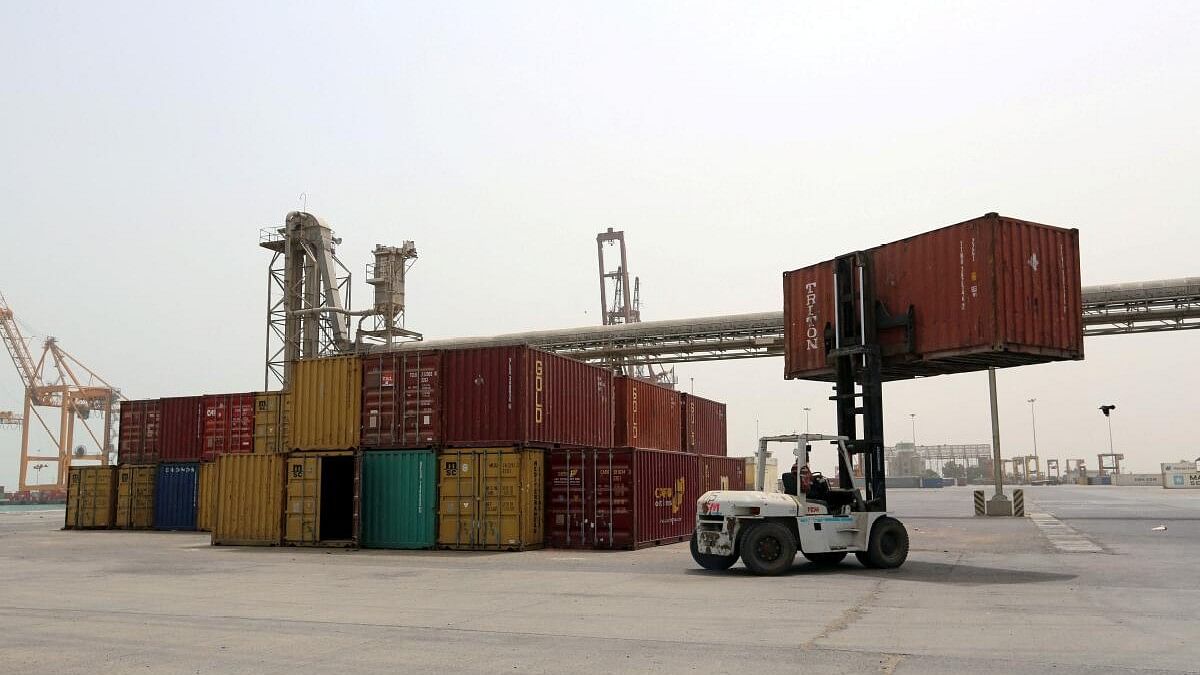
[201,393,255,462]
[361,351,442,448]
[699,455,747,493]
[442,346,613,448]
[118,399,161,465]
[613,376,681,452]
[546,448,699,549]
[681,394,728,456]
[783,213,1083,381]
[159,396,204,462]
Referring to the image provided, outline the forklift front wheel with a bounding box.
[739,521,797,576]
[690,533,738,571]
[856,517,909,569]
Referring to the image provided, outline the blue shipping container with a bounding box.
[154,462,199,530]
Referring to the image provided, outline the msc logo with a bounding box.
[654,478,687,514]
[290,464,305,479]
[534,360,544,424]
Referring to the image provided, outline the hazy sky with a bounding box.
[2,2,1197,488]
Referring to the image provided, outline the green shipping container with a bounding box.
[361,450,438,549]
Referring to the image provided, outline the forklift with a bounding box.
[690,252,911,575]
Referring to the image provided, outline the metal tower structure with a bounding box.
[359,242,422,348]
[596,228,676,386]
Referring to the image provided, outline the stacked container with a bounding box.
[118,399,161,465]
[680,393,728,456]
[115,465,156,529]
[64,465,118,530]
[202,393,255,461]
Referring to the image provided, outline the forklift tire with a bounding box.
[690,533,738,571]
[739,521,797,576]
[857,517,909,569]
[803,551,848,566]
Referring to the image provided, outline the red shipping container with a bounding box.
[783,213,1083,381]
[681,393,728,456]
[118,399,161,465]
[201,393,255,461]
[546,448,699,549]
[159,396,204,462]
[699,455,747,493]
[361,351,442,448]
[613,376,681,452]
[442,346,613,448]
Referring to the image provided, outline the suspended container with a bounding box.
[197,461,217,532]
[287,356,362,451]
[437,447,544,551]
[115,465,156,529]
[361,351,442,449]
[699,455,747,493]
[202,392,255,461]
[253,391,286,454]
[284,450,361,547]
[360,449,437,549]
[613,376,681,452]
[64,465,118,530]
[681,394,728,456]
[154,462,199,531]
[159,395,204,462]
[212,453,286,546]
[118,399,161,465]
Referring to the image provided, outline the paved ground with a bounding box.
[1,485,1198,673]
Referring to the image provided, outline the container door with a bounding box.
[65,468,81,528]
[197,463,217,532]
[134,467,156,529]
[478,449,514,549]
[254,392,284,454]
[438,449,477,549]
[548,449,590,548]
[286,455,321,544]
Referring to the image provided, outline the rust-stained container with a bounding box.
[253,391,286,454]
[546,448,698,550]
[438,447,544,551]
[64,465,118,529]
[212,453,286,546]
[442,346,613,448]
[613,376,681,452]
[197,461,217,532]
[115,465,156,529]
[361,351,442,449]
[118,399,161,465]
[681,394,728,456]
[284,450,361,547]
[699,455,747,493]
[201,392,255,461]
[783,213,1084,381]
[159,396,204,462]
[287,356,362,451]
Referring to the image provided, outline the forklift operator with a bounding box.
[782,445,814,496]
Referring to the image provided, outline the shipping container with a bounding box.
[118,399,161,465]
[154,462,199,531]
[613,376,681,452]
[783,213,1083,381]
[115,465,156,529]
[361,352,442,449]
[197,462,217,532]
[159,396,204,462]
[744,456,780,492]
[361,449,437,549]
[64,465,117,529]
[438,447,544,551]
[212,454,286,546]
[681,394,728,456]
[284,450,360,547]
[546,448,699,550]
[202,392,255,461]
[1163,470,1200,489]
[442,347,613,448]
[253,391,286,454]
[699,455,747,493]
[287,356,362,451]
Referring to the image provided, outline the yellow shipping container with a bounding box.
[64,465,118,529]
[284,450,360,547]
[196,462,217,532]
[253,390,286,454]
[438,447,544,551]
[286,356,361,451]
[212,454,285,546]
[115,465,156,529]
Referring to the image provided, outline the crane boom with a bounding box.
[0,292,41,391]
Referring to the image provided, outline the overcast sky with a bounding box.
[2,2,1197,488]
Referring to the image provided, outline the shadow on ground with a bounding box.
[688,560,1076,585]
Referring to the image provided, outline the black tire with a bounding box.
[803,551,848,566]
[690,533,738,571]
[860,516,909,569]
[739,521,797,576]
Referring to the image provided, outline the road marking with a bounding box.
[1027,513,1103,553]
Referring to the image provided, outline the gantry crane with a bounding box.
[596,228,677,386]
[0,291,122,491]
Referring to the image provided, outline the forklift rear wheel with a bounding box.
[690,533,738,570]
[803,551,848,566]
[856,517,909,569]
[739,521,797,576]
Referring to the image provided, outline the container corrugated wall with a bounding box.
[613,376,681,452]
[64,466,117,529]
[784,213,1083,380]
[159,396,204,462]
[154,462,199,530]
[212,454,285,546]
[197,462,217,532]
[361,352,442,449]
[681,394,728,456]
[361,450,437,549]
[442,347,613,448]
[287,356,362,451]
[118,399,161,465]
[253,391,286,454]
[437,447,544,551]
[546,448,698,550]
[699,455,747,493]
[202,392,255,461]
[284,450,360,547]
[115,465,156,529]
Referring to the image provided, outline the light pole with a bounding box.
[909,413,917,447]
[1027,398,1039,480]
[33,462,47,485]
[802,407,811,435]
[1100,404,1116,454]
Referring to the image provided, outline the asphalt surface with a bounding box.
[1,485,1197,673]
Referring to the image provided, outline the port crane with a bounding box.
[0,291,122,491]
